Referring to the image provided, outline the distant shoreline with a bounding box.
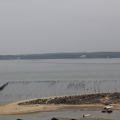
[0,52,120,60]
[0,92,120,115]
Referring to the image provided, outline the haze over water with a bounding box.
[0,58,120,103]
[1,0,120,119]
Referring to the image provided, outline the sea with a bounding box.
[0,58,120,120]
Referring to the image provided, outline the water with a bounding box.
[0,59,120,103]
[0,58,120,120]
[0,110,120,120]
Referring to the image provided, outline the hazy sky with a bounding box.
[0,0,120,55]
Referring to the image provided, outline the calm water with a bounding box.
[0,110,120,120]
[0,59,120,103]
[0,59,120,120]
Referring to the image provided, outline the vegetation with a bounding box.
[0,52,120,60]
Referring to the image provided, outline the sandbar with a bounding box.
[0,93,120,115]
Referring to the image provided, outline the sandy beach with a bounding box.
[0,102,100,115]
[0,101,120,115]
[0,93,120,115]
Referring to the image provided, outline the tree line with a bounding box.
[0,52,120,60]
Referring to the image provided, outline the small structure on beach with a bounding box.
[102,105,113,113]
[83,114,90,118]
[103,105,113,109]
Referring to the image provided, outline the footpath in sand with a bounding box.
[0,92,120,115]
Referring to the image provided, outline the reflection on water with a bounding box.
[0,80,120,103]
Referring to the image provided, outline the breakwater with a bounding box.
[18,92,120,105]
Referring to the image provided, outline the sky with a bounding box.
[0,0,120,55]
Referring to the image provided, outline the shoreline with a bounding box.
[0,92,120,115]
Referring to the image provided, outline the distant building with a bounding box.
[80,55,87,58]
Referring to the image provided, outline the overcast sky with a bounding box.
[0,0,120,55]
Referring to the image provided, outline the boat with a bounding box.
[83,114,90,117]
[102,105,113,113]
[103,105,113,109]
[102,108,113,113]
